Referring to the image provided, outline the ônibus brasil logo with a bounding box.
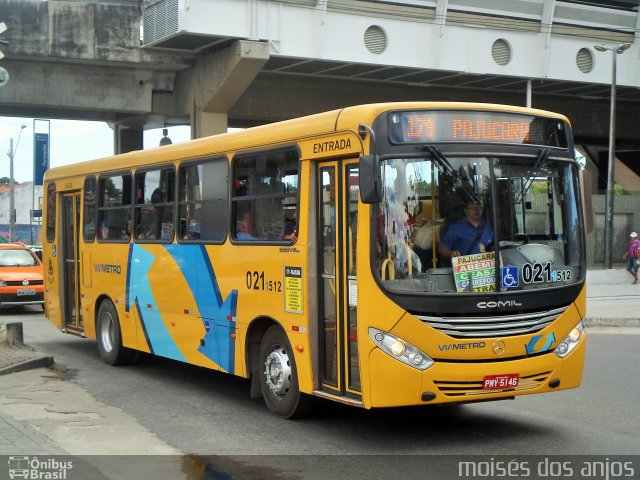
[7,456,73,480]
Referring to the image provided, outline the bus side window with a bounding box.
[46,182,57,243]
[83,176,97,242]
[178,158,228,242]
[231,149,299,243]
[135,167,175,242]
[98,173,132,243]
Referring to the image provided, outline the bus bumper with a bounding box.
[367,333,586,408]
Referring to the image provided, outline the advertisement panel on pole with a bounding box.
[34,132,49,186]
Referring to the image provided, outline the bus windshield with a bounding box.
[375,153,584,294]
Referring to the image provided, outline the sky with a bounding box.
[0,116,192,184]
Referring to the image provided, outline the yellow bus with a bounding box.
[43,102,587,418]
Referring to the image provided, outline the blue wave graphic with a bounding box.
[165,244,238,373]
[126,244,186,362]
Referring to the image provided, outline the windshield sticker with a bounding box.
[452,252,496,293]
[501,265,519,289]
[521,262,571,284]
[522,262,552,283]
[551,269,572,282]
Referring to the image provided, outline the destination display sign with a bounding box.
[388,110,568,148]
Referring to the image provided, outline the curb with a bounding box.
[585,318,640,328]
[0,356,53,376]
[0,354,54,376]
[0,343,54,377]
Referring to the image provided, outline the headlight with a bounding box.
[369,327,434,370]
[554,320,585,358]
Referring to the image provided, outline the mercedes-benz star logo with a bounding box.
[492,339,506,356]
[22,280,30,286]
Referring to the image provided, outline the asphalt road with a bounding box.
[4,306,639,460]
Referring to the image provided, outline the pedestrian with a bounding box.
[623,231,640,284]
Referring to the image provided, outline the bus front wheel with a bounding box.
[96,300,135,366]
[258,325,311,418]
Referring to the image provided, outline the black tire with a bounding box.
[96,299,136,366]
[258,325,311,418]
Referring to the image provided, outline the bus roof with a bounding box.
[44,102,570,181]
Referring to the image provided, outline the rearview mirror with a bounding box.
[359,155,381,204]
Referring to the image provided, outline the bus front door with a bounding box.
[318,160,361,398]
[60,192,83,334]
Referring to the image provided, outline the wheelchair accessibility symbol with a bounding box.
[501,265,519,289]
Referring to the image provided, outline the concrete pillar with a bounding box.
[114,125,144,154]
[174,39,269,139]
[191,111,228,139]
[6,322,24,346]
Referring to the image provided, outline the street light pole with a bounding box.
[7,124,26,242]
[594,43,631,269]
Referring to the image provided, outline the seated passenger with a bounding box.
[138,227,157,240]
[412,200,442,271]
[85,220,96,239]
[122,216,132,240]
[236,211,258,240]
[98,220,111,240]
[282,212,297,242]
[182,219,201,240]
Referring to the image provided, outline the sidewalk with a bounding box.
[0,409,67,455]
[586,267,640,328]
[0,325,62,457]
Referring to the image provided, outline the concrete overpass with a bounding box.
[1,0,640,180]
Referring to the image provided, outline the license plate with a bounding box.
[17,288,36,296]
[483,373,519,390]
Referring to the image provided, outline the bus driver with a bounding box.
[437,201,494,258]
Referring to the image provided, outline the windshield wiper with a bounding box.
[516,147,551,204]
[425,146,479,204]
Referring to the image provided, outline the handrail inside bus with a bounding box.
[381,256,394,281]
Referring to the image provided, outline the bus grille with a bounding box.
[434,371,551,397]
[415,306,568,338]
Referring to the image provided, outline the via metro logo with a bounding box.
[525,333,556,355]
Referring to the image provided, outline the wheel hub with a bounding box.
[264,346,291,398]
[100,312,115,353]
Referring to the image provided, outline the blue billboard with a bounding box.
[34,132,49,186]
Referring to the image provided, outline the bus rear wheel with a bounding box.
[96,299,136,366]
[258,325,311,418]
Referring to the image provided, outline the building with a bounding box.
[0,182,44,244]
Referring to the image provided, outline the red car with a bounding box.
[0,243,45,310]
